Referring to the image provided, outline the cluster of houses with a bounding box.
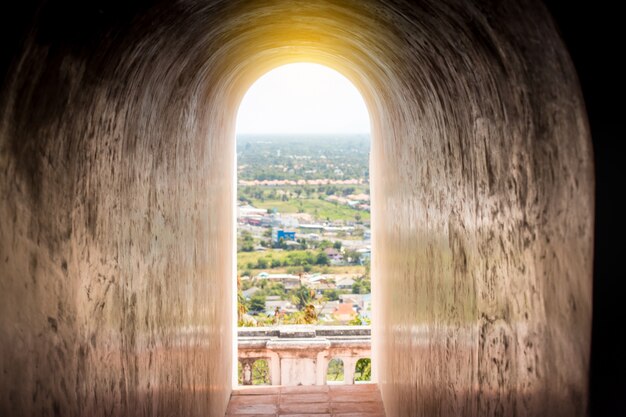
[312,247,370,266]
[241,272,371,324]
[237,200,372,324]
[324,193,370,211]
[241,271,359,292]
[238,205,369,234]
[238,206,286,228]
[238,203,371,260]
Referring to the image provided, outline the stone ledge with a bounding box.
[238,325,371,339]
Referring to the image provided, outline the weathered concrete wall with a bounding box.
[368,3,594,416]
[0,1,592,417]
[0,3,237,416]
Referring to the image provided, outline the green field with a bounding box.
[237,249,365,276]
[250,198,369,222]
[237,250,297,270]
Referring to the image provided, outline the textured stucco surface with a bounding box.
[0,1,593,417]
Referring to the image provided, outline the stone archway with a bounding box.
[0,1,593,417]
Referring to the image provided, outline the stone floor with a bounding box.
[226,383,386,417]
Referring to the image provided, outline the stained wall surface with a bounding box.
[0,1,593,417]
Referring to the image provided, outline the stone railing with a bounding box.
[238,325,371,386]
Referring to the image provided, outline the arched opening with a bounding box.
[234,63,374,387]
[251,359,271,385]
[238,359,271,385]
[355,358,372,383]
[327,358,345,383]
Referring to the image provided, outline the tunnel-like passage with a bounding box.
[0,1,593,416]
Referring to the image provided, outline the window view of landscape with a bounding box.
[236,134,371,327]
[235,63,372,386]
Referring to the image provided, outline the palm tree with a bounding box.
[284,311,307,324]
[238,291,248,322]
[237,274,248,322]
[303,304,318,324]
[292,285,314,310]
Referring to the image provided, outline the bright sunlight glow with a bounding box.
[236,63,370,134]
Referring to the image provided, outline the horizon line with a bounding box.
[236,132,371,135]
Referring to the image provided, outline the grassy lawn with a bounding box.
[249,197,369,222]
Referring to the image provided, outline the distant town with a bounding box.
[237,134,371,326]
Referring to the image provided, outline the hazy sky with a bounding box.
[236,63,370,134]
